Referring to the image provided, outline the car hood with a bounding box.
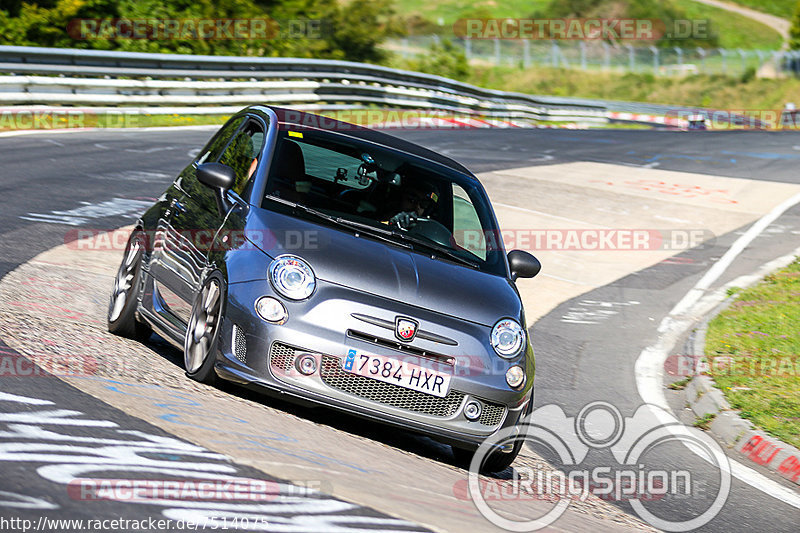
[245,209,521,327]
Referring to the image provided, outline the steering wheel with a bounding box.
[409,218,453,247]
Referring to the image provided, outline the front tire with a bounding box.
[108,230,152,340]
[184,274,225,385]
[453,398,533,474]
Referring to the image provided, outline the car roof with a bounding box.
[249,105,475,177]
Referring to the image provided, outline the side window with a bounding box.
[452,184,487,260]
[196,116,246,165]
[185,116,250,215]
[218,120,265,195]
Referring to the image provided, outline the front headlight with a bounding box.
[491,318,525,358]
[268,255,316,300]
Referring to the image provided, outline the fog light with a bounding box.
[505,365,525,389]
[255,296,287,324]
[296,354,317,376]
[464,400,483,421]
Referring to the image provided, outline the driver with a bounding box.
[387,179,439,230]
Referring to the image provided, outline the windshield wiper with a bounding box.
[396,233,481,269]
[265,195,412,249]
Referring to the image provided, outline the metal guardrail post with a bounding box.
[493,38,500,65]
[719,48,727,75]
[697,47,706,73]
[602,42,610,71]
[675,47,683,72]
[465,37,471,61]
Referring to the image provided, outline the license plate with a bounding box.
[342,349,451,398]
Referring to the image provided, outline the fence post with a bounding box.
[675,47,683,72]
[626,44,634,71]
[551,40,559,67]
[738,48,747,75]
[494,38,500,65]
[465,37,472,61]
[697,47,706,73]
[650,46,659,75]
[580,40,586,70]
[401,38,409,59]
[773,50,783,73]
[719,48,727,75]
[524,39,530,68]
[602,41,610,71]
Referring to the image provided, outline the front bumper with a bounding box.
[215,278,535,449]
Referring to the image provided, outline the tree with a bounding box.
[790,0,800,50]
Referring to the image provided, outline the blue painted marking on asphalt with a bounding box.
[91,376,383,474]
[720,149,800,160]
[210,438,380,474]
[558,136,620,144]
[625,151,737,164]
[158,413,296,442]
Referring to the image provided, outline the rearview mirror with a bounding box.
[508,250,541,280]
[197,162,235,215]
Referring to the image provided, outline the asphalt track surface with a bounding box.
[1,127,799,532]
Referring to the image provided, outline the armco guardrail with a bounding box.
[0,45,698,127]
[0,45,612,124]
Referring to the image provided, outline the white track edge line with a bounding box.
[635,192,800,508]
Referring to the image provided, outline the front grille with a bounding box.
[319,355,464,417]
[478,402,506,427]
[269,343,507,426]
[233,325,247,363]
[269,342,296,373]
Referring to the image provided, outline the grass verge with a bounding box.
[466,65,800,110]
[0,111,231,132]
[704,257,800,449]
[728,0,797,19]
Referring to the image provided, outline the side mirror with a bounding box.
[197,162,235,215]
[508,250,541,280]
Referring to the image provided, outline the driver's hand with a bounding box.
[389,211,417,230]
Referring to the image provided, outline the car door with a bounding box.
[151,115,266,328]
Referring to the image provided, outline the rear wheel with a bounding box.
[184,274,225,385]
[108,230,152,340]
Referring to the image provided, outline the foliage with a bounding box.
[0,0,394,62]
[409,39,471,81]
[791,0,800,50]
[533,0,719,48]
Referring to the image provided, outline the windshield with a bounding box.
[262,129,506,276]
